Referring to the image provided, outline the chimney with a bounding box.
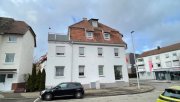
[83,17,87,20]
[157,46,161,50]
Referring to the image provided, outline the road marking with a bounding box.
[34,97,40,102]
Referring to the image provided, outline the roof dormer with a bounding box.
[90,18,98,27]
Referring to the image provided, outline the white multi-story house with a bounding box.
[0,17,36,92]
[137,43,180,80]
[46,18,129,89]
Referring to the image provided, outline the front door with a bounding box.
[114,66,123,80]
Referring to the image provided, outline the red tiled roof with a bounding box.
[69,18,126,45]
[139,43,180,57]
[0,17,36,47]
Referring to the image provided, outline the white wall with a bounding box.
[46,42,72,87]
[0,34,22,83]
[46,42,129,88]
[0,30,35,91]
[18,30,35,82]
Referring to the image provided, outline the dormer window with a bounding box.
[86,31,93,39]
[92,21,98,27]
[104,33,110,40]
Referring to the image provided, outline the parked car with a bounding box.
[156,86,180,102]
[40,82,84,101]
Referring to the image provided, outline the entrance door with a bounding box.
[114,66,123,80]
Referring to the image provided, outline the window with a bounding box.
[55,66,64,76]
[86,32,93,39]
[173,60,180,66]
[166,61,172,67]
[162,89,180,99]
[79,47,84,56]
[157,63,161,67]
[165,54,169,58]
[114,66,123,80]
[0,74,6,83]
[5,53,15,63]
[173,53,177,56]
[98,65,104,76]
[114,48,119,56]
[7,74,13,78]
[156,56,160,60]
[79,65,85,76]
[8,36,17,42]
[104,33,110,40]
[138,58,143,62]
[98,48,103,56]
[92,21,98,27]
[58,83,68,89]
[56,46,65,56]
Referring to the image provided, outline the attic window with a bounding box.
[92,21,98,27]
[104,33,110,40]
[86,31,93,39]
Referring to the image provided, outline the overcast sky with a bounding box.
[1,0,180,59]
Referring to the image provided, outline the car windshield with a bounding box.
[162,89,180,99]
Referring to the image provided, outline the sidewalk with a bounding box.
[0,84,154,99]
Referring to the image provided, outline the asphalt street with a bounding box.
[0,80,179,102]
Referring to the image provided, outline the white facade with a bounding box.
[46,41,129,89]
[137,49,180,80]
[0,30,35,91]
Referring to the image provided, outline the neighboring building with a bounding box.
[137,43,180,80]
[36,54,47,73]
[126,53,139,75]
[0,17,36,92]
[46,18,129,89]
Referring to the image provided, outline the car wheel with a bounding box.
[75,92,83,99]
[44,93,53,101]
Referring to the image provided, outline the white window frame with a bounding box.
[104,33,110,40]
[165,54,169,58]
[79,47,85,56]
[166,61,172,67]
[55,66,65,77]
[173,60,180,66]
[79,65,85,77]
[5,53,15,63]
[98,65,104,77]
[8,35,17,43]
[92,21,98,27]
[86,32,93,39]
[56,46,65,56]
[173,53,177,56]
[114,48,119,57]
[98,47,103,56]
[156,56,160,60]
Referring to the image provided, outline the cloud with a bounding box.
[0,0,180,58]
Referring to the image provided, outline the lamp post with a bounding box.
[131,31,140,89]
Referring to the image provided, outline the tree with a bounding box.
[35,70,41,91]
[40,69,46,90]
[31,64,36,91]
[26,74,32,92]
[23,74,29,92]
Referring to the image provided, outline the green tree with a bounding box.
[40,69,46,90]
[35,70,41,91]
[31,64,36,91]
[26,74,32,92]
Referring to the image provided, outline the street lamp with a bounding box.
[131,31,140,89]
